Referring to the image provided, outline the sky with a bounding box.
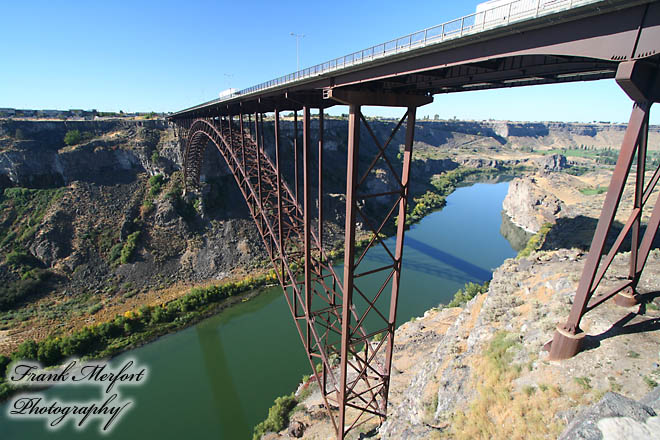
[0,0,656,124]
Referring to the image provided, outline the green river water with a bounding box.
[1,181,520,439]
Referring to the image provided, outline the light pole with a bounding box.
[290,32,305,72]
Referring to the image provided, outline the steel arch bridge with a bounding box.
[169,1,660,437]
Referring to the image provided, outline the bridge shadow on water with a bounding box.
[196,315,250,437]
[581,290,660,353]
[365,236,492,284]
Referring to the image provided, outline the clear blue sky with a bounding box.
[0,0,655,124]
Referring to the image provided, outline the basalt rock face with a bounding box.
[502,176,565,233]
[558,392,659,440]
[281,248,660,439]
[0,119,178,188]
[536,153,568,171]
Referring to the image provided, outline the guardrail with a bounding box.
[207,0,601,106]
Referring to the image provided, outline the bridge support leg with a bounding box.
[335,91,430,438]
[549,60,659,360]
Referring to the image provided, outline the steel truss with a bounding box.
[175,91,432,438]
[549,60,660,359]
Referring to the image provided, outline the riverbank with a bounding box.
[265,245,660,439]
[1,178,523,440]
[0,164,521,361]
[0,270,279,401]
[254,169,660,439]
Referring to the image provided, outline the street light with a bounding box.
[290,32,305,72]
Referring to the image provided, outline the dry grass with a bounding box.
[449,332,567,440]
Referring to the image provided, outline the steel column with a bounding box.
[294,110,299,207]
[382,106,416,409]
[549,103,648,359]
[275,109,284,278]
[318,108,324,252]
[339,103,361,438]
[629,110,648,285]
[549,60,658,359]
[303,106,312,352]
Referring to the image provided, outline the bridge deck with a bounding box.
[169,2,660,438]
[171,0,659,119]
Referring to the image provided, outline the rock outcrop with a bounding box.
[559,392,659,440]
[279,248,660,439]
[502,176,565,233]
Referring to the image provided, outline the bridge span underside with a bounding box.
[170,1,660,438]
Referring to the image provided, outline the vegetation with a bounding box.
[574,376,592,391]
[63,130,94,146]
[0,188,64,310]
[119,231,141,264]
[165,179,197,222]
[564,165,591,176]
[1,187,65,249]
[140,174,166,218]
[542,146,619,165]
[447,281,490,308]
[517,222,553,258]
[0,268,51,312]
[451,331,565,439]
[252,393,298,439]
[0,271,279,402]
[579,186,607,196]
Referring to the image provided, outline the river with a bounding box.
[1,181,519,439]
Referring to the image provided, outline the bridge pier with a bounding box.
[175,90,433,438]
[549,60,660,360]
[328,90,432,436]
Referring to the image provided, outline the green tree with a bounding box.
[14,339,38,360]
[63,130,82,146]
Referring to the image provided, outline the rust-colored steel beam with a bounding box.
[175,89,430,439]
[338,103,361,436]
[303,106,312,353]
[549,60,659,360]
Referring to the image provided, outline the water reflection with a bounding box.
[196,323,250,436]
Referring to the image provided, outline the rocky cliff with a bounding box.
[502,176,567,233]
[277,248,660,439]
[1,116,657,358]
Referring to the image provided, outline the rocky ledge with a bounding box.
[270,248,660,439]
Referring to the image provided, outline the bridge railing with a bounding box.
[219,0,600,101]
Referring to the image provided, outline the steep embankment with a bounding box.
[1,117,657,356]
[274,248,660,439]
[0,119,270,353]
[257,153,660,439]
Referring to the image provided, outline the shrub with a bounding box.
[253,393,298,439]
[14,339,38,360]
[148,174,165,197]
[5,250,39,271]
[0,269,50,311]
[518,223,553,258]
[63,130,82,146]
[63,130,93,146]
[119,231,141,264]
[0,354,10,377]
[485,331,519,373]
[447,281,490,308]
[37,338,63,365]
[88,303,103,315]
[108,243,123,263]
